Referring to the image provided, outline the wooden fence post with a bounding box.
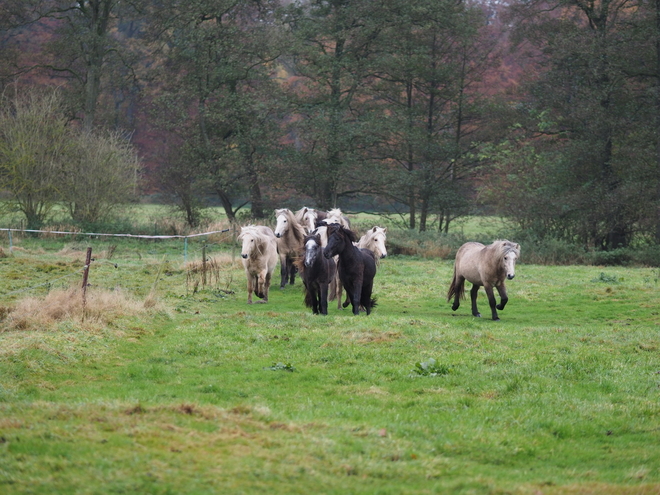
[81,247,92,317]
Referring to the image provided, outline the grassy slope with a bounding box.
[0,236,659,494]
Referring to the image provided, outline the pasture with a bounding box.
[0,231,659,494]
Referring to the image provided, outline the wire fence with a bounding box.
[0,227,232,263]
[0,227,238,302]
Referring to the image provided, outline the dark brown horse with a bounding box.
[323,224,377,316]
[297,233,337,315]
[447,240,521,321]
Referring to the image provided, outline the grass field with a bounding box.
[0,230,659,494]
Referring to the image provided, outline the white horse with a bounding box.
[323,208,351,229]
[238,225,279,304]
[357,226,387,261]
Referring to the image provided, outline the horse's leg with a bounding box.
[470,284,481,317]
[279,255,287,288]
[483,284,500,320]
[311,287,319,314]
[320,283,329,315]
[351,287,361,315]
[351,276,363,316]
[288,257,296,285]
[247,274,254,304]
[262,272,272,303]
[496,283,508,311]
[255,271,268,304]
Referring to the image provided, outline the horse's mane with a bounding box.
[325,208,350,228]
[327,223,357,243]
[358,227,387,259]
[239,225,269,241]
[294,207,310,223]
[492,239,521,258]
[326,208,342,219]
[239,225,273,257]
[358,226,386,247]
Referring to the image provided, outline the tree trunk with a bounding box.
[215,188,236,224]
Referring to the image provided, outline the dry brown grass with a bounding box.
[185,254,236,293]
[4,286,158,331]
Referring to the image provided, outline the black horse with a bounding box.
[298,233,337,315]
[323,224,377,316]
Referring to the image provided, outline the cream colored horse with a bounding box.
[447,240,520,321]
[238,225,279,304]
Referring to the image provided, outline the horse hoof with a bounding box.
[474,313,481,318]
[452,304,459,311]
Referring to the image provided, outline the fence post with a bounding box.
[81,247,92,317]
[202,243,207,288]
[8,229,12,254]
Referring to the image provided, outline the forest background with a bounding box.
[1,0,660,262]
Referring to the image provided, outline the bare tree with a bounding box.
[0,88,69,229]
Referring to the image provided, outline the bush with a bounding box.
[385,230,466,259]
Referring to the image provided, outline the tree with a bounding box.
[0,89,69,229]
[281,0,389,210]
[1,0,145,131]
[60,130,141,224]
[504,0,660,248]
[0,88,142,228]
[147,0,285,223]
[369,0,495,231]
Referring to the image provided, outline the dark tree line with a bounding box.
[1,0,660,248]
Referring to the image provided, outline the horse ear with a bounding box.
[515,243,521,252]
[372,226,377,233]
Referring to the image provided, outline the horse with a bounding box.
[295,233,337,315]
[274,208,306,288]
[238,225,279,304]
[323,223,377,316]
[323,208,351,229]
[357,226,387,261]
[447,240,520,321]
[294,207,327,233]
[309,223,344,308]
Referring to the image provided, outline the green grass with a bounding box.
[0,234,659,494]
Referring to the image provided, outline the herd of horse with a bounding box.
[238,207,520,320]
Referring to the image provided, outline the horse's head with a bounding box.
[238,227,259,259]
[323,223,356,258]
[274,208,290,238]
[371,226,388,259]
[301,208,317,233]
[304,234,322,267]
[501,241,520,280]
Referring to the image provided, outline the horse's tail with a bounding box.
[447,266,465,302]
[370,297,377,308]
